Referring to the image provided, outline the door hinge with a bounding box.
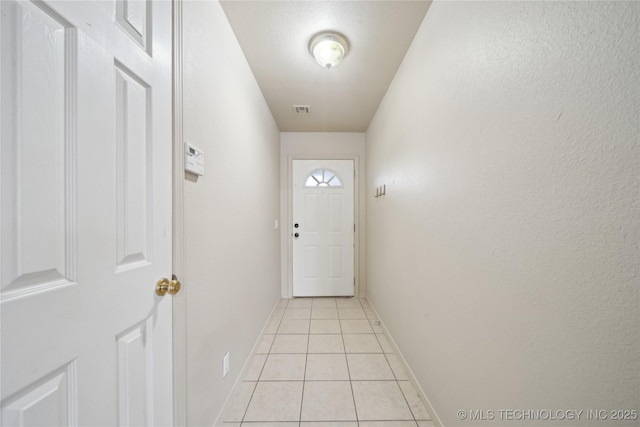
[354,223,356,232]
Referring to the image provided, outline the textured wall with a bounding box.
[366,1,639,426]
[182,1,281,425]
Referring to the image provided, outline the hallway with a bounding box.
[0,0,637,424]
[178,1,639,425]
[217,298,435,426]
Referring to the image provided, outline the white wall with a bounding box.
[366,2,639,426]
[280,133,366,297]
[182,2,281,425]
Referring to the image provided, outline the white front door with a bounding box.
[1,1,174,425]
[292,160,354,297]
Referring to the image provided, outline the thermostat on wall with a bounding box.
[184,142,204,176]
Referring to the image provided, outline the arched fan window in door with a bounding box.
[304,169,343,188]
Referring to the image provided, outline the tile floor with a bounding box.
[218,298,435,427]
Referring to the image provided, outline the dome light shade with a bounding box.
[309,32,349,69]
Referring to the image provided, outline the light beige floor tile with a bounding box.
[399,381,431,420]
[301,381,356,421]
[310,319,341,334]
[346,354,394,380]
[305,354,349,380]
[340,319,373,333]
[244,381,303,422]
[376,334,395,353]
[255,335,275,354]
[276,299,290,308]
[283,308,311,320]
[338,308,367,319]
[220,382,256,422]
[336,298,362,308]
[417,421,436,427]
[311,307,339,320]
[359,299,370,308]
[287,298,313,308]
[308,334,345,353]
[359,422,418,427]
[260,354,306,380]
[244,354,267,381]
[216,423,241,427]
[240,423,298,426]
[360,421,418,427]
[264,318,281,334]
[385,353,410,380]
[277,319,310,334]
[312,298,337,308]
[271,334,309,353]
[351,381,413,421]
[301,422,358,427]
[343,334,382,353]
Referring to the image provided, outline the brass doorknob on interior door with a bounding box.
[156,276,181,296]
[170,275,181,295]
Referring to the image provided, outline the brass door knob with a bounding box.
[169,275,181,295]
[156,276,181,296]
[156,278,170,296]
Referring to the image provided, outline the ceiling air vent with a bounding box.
[293,105,311,115]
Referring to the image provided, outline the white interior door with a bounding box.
[1,1,174,425]
[292,160,354,297]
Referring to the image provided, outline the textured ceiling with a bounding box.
[220,0,432,132]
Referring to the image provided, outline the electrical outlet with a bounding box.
[223,352,230,377]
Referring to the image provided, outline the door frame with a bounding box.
[286,155,362,298]
[172,0,187,425]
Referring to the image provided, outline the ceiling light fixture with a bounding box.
[309,32,349,69]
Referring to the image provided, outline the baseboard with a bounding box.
[365,298,445,427]
[212,298,283,427]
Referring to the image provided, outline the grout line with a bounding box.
[298,306,312,424]
[239,298,288,425]
[354,299,365,427]
[264,335,277,355]
[238,378,258,424]
[243,382,400,384]
[370,328,419,424]
[339,311,360,425]
[230,298,430,426]
[365,302,439,425]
